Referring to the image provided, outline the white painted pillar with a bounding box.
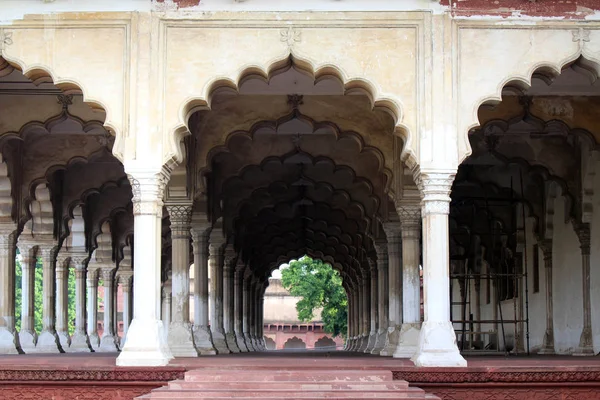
[35,245,61,353]
[380,222,401,356]
[86,268,100,350]
[161,274,172,338]
[248,278,258,350]
[55,256,70,351]
[395,205,422,358]
[538,240,555,354]
[69,255,92,352]
[0,229,19,354]
[234,262,248,352]
[222,248,240,352]
[116,167,173,366]
[166,205,198,357]
[243,274,254,351]
[350,288,360,351]
[19,246,37,352]
[190,223,216,354]
[253,282,264,350]
[209,238,230,354]
[412,171,466,367]
[574,224,594,356]
[99,268,119,352]
[372,240,389,354]
[118,273,133,348]
[344,286,353,350]
[258,285,266,350]
[365,261,378,353]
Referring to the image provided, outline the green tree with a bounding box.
[281,256,348,337]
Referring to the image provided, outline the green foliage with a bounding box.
[280,256,348,337]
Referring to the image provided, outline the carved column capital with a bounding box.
[117,271,133,288]
[101,268,115,284]
[414,170,455,216]
[167,204,193,239]
[374,239,388,264]
[0,228,16,256]
[127,165,171,217]
[539,239,553,262]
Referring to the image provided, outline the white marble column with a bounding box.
[258,286,266,350]
[19,246,37,352]
[222,245,240,352]
[372,241,389,354]
[243,274,254,351]
[234,261,248,352]
[209,236,230,354]
[118,272,133,348]
[86,268,100,350]
[161,275,172,338]
[117,167,173,366]
[98,268,119,352]
[350,288,360,351]
[345,286,353,350]
[166,204,198,357]
[0,229,19,354]
[190,223,216,354]
[365,260,378,353]
[412,171,466,367]
[55,255,70,351]
[253,283,264,350]
[380,222,402,356]
[69,255,92,352]
[574,224,594,356]
[357,275,368,352]
[35,245,61,353]
[538,240,555,354]
[394,205,422,358]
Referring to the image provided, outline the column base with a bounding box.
[350,336,359,351]
[116,319,173,366]
[69,331,92,352]
[225,332,240,353]
[393,323,421,358]
[538,330,555,355]
[192,325,217,355]
[0,327,21,354]
[19,330,37,353]
[57,331,71,351]
[211,329,231,354]
[244,333,255,351]
[235,331,248,352]
[168,322,199,357]
[35,330,62,353]
[573,328,595,356]
[89,332,100,351]
[357,334,368,352]
[379,326,400,356]
[411,321,467,367]
[98,334,120,352]
[370,328,387,354]
[364,331,377,353]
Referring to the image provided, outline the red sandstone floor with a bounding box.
[0,351,599,370]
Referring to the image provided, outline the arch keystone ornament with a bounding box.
[411,170,466,367]
[117,165,173,367]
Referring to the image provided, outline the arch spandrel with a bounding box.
[164,15,421,168]
[457,25,600,164]
[1,21,129,161]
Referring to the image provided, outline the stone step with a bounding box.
[144,387,431,398]
[169,379,410,390]
[184,369,393,382]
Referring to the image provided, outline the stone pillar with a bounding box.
[538,240,555,354]
[19,246,37,352]
[209,237,230,354]
[357,275,369,352]
[190,223,216,354]
[0,229,19,354]
[234,262,248,352]
[253,282,264,350]
[222,246,240,352]
[365,260,378,353]
[166,205,198,357]
[371,242,389,354]
[345,287,353,350]
[380,223,402,356]
[161,275,172,338]
[98,268,119,352]
[86,268,100,350]
[412,171,466,367]
[574,224,594,356]
[35,245,61,353]
[55,255,70,351]
[120,273,133,346]
[69,255,92,352]
[394,205,422,358]
[351,288,360,351]
[116,167,173,366]
[258,289,266,350]
[243,274,254,351]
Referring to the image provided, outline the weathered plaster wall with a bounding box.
[590,170,600,354]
